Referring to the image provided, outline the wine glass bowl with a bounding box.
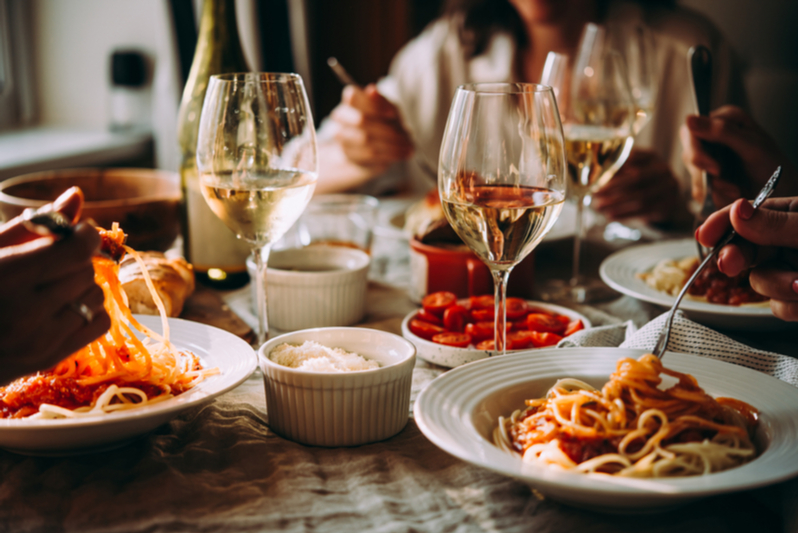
[609,21,658,135]
[439,83,566,353]
[196,72,318,346]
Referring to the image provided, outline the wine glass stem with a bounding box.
[571,193,586,287]
[492,269,511,355]
[252,244,271,348]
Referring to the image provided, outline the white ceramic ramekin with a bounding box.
[248,246,370,331]
[258,327,416,447]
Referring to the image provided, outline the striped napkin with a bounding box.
[558,310,798,387]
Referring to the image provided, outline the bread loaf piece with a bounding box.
[119,252,195,317]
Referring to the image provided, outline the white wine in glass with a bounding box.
[197,73,318,347]
[439,83,566,354]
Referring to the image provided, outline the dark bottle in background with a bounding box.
[109,49,150,131]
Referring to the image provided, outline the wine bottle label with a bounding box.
[184,169,251,272]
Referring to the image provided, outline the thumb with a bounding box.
[363,84,402,120]
[0,187,84,247]
[730,198,798,248]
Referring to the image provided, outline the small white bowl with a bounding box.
[258,327,416,447]
[248,246,370,331]
[401,300,592,368]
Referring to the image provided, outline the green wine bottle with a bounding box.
[177,0,252,289]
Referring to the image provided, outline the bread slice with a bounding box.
[119,252,195,317]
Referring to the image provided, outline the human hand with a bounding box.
[329,83,414,176]
[592,148,683,223]
[697,196,798,321]
[0,188,111,385]
[681,105,795,208]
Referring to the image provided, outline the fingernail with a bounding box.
[737,200,754,220]
[694,227,700,241]
[793,280,798,294]
[717,255,725,272]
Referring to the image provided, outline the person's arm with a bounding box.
[697,196,798,321]
[0,188,110,385]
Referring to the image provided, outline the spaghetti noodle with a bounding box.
[494,354,757,477]
[0,224,218,419]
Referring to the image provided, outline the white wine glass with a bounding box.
[439,83,566,354]
[540,25,636,303]
[610,21,657,135]
[197,72,318,347]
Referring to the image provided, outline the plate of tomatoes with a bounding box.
[401,291,591,368]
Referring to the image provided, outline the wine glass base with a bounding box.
[537,278,619,305]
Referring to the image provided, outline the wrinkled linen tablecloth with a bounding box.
[0,368,794,532]
[1,283,797,532]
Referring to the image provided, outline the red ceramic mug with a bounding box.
[408,238,535,303]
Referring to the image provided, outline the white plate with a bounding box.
[0,315,256,455]
[414,347,798,512]
[599,239,781,330]
[402,301,591,368]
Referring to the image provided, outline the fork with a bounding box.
[652,166,782,358]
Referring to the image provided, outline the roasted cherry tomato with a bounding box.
[475,339,495,351]
[526,313,567,334]
[530,331,563,347]
[505,298,529,320]
[468,295,495,310]
[432,332,472,348]
[506,330,533,350]
[510,319,529,331]
[465,321,495,342]
[443,305,469,333]
[564,319,584,336]
[470,308,494,322]
[416,309,443,326]
[408,318,444,340]
[422,291,457,317]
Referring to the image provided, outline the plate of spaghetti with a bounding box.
[0,224,256,454]
[413,347,797,512]
[599,239,780,331]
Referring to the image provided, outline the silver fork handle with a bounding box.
[653,234,731,358]
[654,166,782,359]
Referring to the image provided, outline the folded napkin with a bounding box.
[558,310,798,387]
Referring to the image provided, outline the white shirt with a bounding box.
[372,2,745,197]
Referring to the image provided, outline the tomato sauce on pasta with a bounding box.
[0,224,217,419]
[494,354,758,477]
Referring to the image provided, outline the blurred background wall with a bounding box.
[0,0,796,177]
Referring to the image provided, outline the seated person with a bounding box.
[688,107,797,322]
[0,188,110,385]
[316,0,747,228]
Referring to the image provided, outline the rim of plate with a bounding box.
[0,315,257,429]
[599,239,774,317]
[413,347,798,499]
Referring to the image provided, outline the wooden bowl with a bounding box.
[0,168,181,251]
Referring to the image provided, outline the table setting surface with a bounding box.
[1,196,796,532]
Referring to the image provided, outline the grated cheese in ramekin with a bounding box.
[269,341,380,372]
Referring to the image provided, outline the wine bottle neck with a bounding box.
[194,0,249,73]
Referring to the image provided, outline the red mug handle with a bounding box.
[466,257,493,296]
